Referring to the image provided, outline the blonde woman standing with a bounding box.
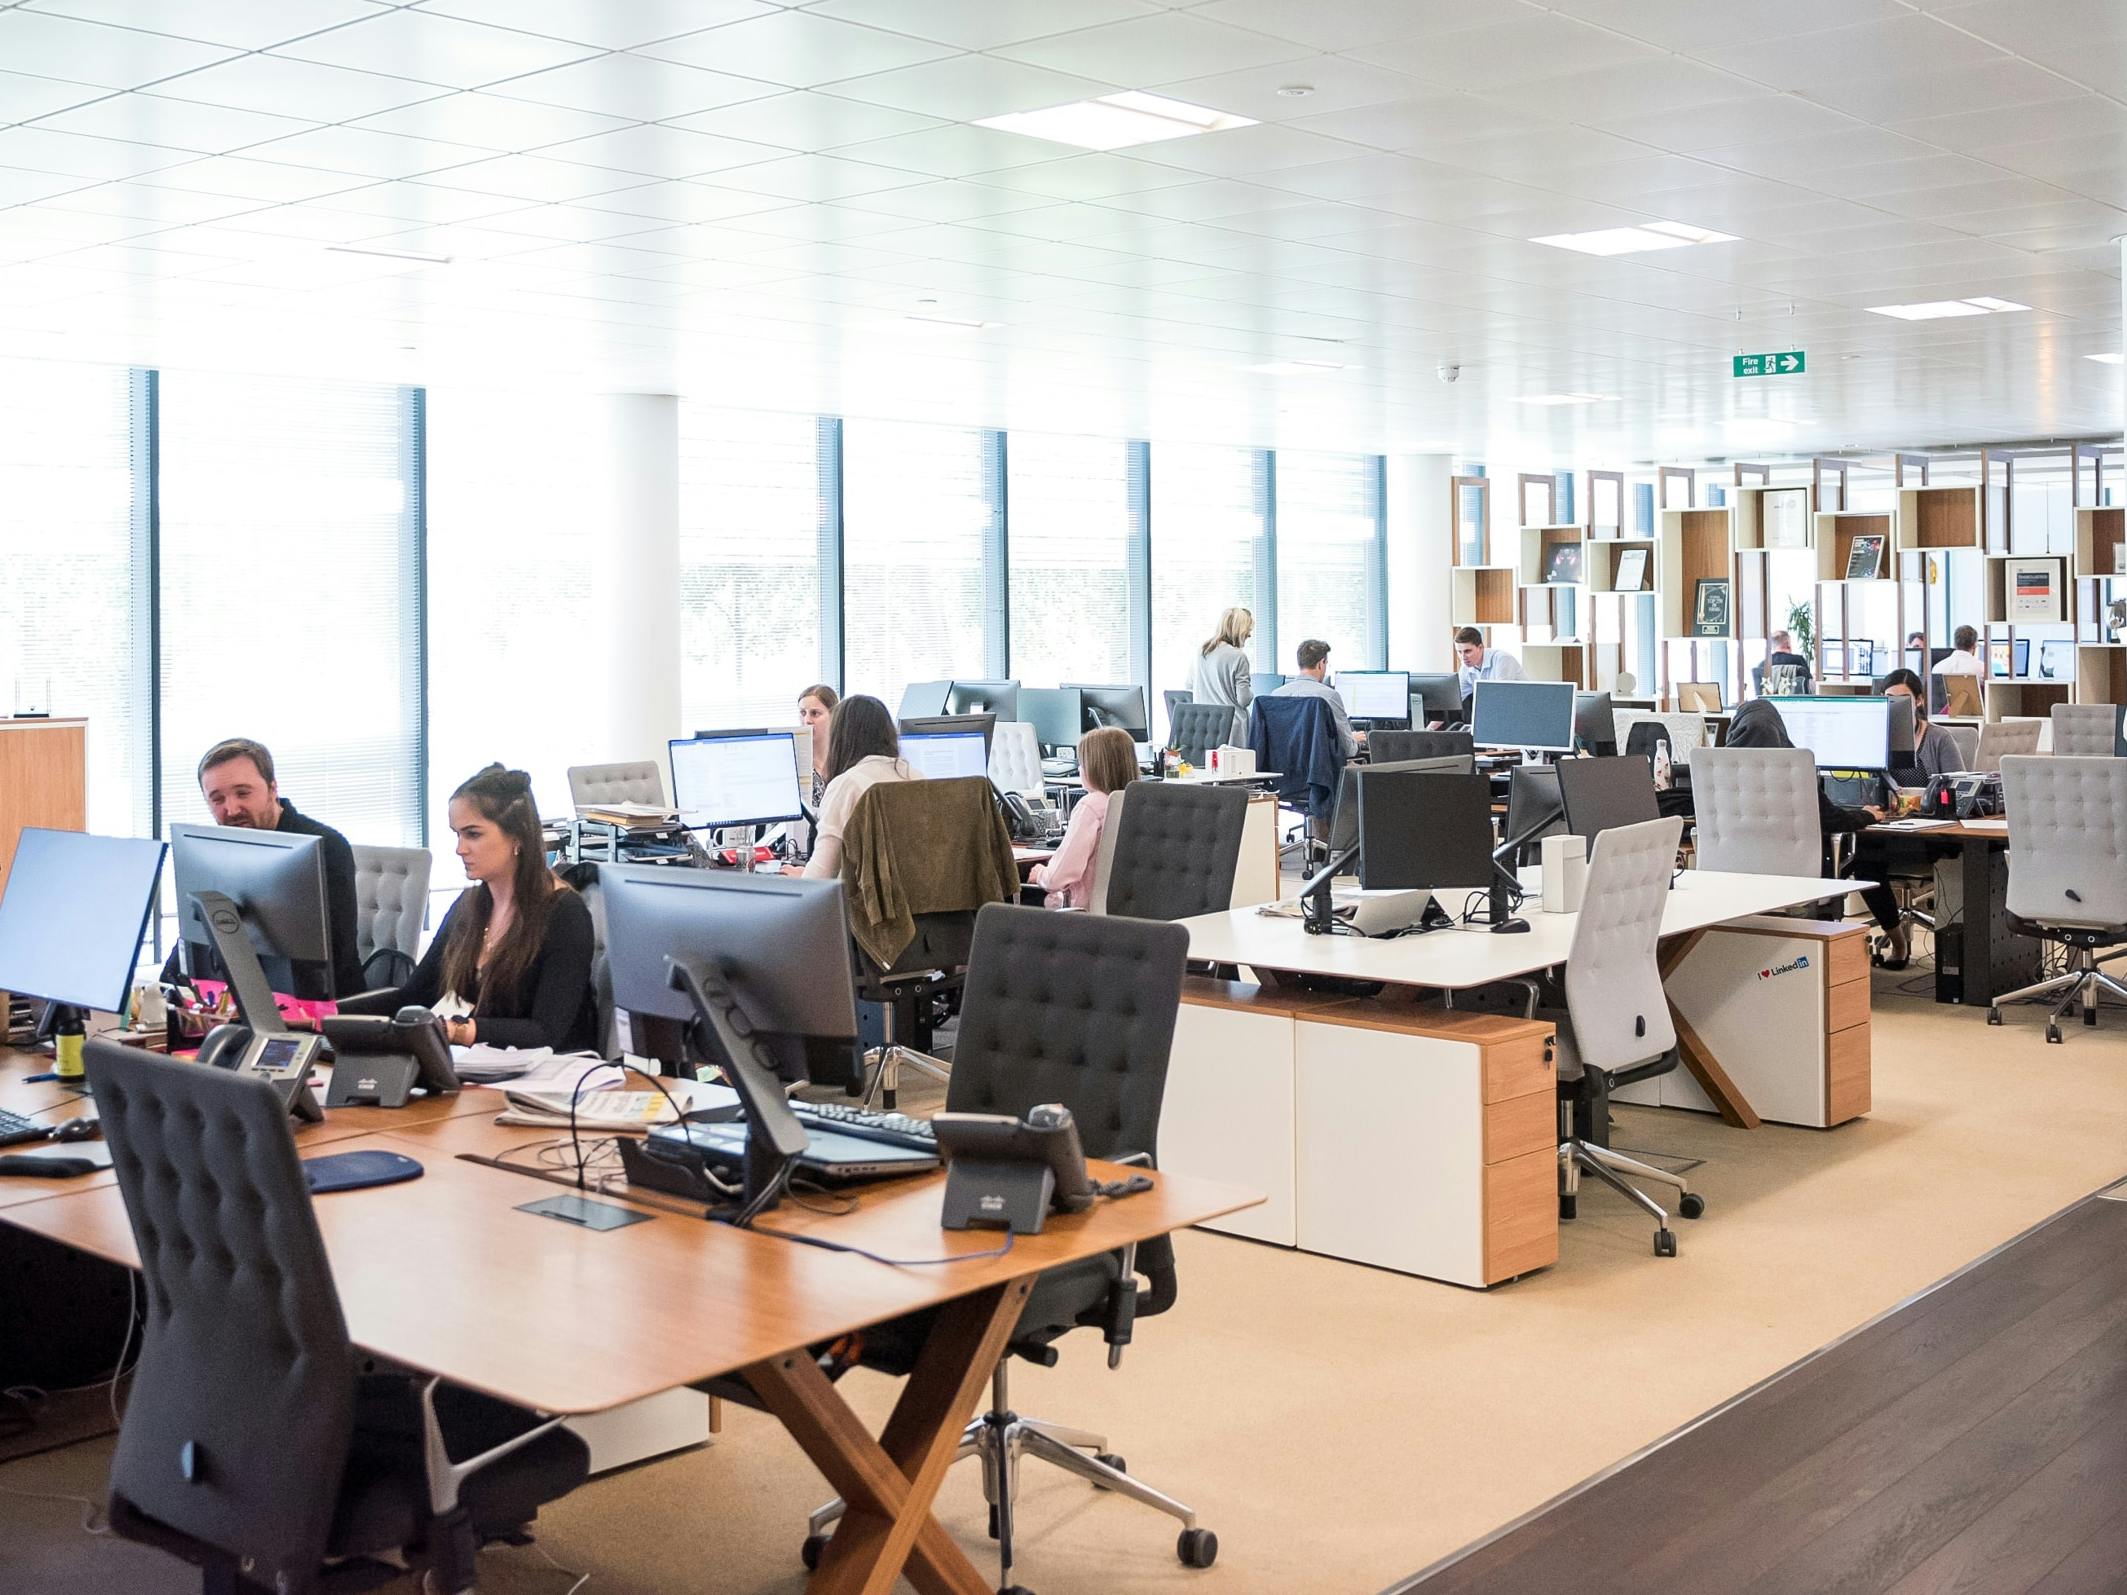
[1187,606,1255,744]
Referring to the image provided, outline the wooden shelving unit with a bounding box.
[1731,485,1812,553]
[1518,523,1585,587]
[1585,537,1656,594]
[2073,505,2125,578]
[1451,566,1519,627]
[1657,507,1734,639]
[2078,644,2127,707]
[1984,679,2072,723]
[1520,641,1587,687]
[1814,511,1896,583]
[1896,484,1995,552]
[1984,553,2071,626]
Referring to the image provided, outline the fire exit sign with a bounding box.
[1733,351,1804,377]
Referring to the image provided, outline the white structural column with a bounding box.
[1386,454,1455,671]
[590,391,681,764]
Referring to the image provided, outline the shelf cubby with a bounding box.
[1518,524,1585,587]
[1814,511,1896,583]
[1896,484,1996,552]
[1585,537,1656,594]
[1984,553,2071,626]
[2078,644,2126,707]
[1520,641,1586,687]
[1731,484,1813,552]
[1984,679,2071,723]
[1658,507,1734,639]
[2074,505,2125,578]
[1450,566,1519,627]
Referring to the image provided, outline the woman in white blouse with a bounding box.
[803,694,922,880]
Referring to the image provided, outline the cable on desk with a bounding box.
[733,1220,1016,1269]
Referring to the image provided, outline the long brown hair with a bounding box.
[440,765,563,1015]
[1078,726,1138,796]
[824,694,899,784]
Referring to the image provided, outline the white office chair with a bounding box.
[349,844,431,991]
[1078,784,1126,917]
[1688,746,1819,877]
[1544,815,1703,1257]
[567,761,665,809]
[986,720,1046,800]
[2049,703,2118,758]
[1987,756,2127,1042]
[1972,719,2039,771]
[1614,710,1706,764]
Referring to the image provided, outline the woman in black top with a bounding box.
[340,765,597,1052]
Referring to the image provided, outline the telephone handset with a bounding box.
[197,1024,325,1123]
[997,789,1059,843]
[321,1006,458,1109]
[934,1102,1107,1234]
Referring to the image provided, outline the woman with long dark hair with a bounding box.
[803,694,921,880]
[340,765,597,1052]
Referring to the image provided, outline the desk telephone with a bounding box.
[197,1023,326,1122]
[999,789,1061,843]
[1923,772,2003,820]
[934,1103,1149,1234]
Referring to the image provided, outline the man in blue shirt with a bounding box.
[1272,638,1362,760]
[1454,626,1526,701]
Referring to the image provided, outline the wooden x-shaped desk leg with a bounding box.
[744,1276,1034,1595]
[1657,930,1761,1130]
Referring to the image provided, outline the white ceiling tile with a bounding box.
[704,152,927,201]
[1542,0,1909,51]
[1352,14,1658,89]
[1129,123,1368,178]
[239,125,490,180]
[830,124,1064,179]
[0,11,237,91]
[578,181,796,222]
[973,152,1209,200]
[1152,56,1428,125]
[197,203,417,242]
[1696,127,1939,182]
[640,13,955,88]
[410,0,775,51]
[1892,96,2127,158]
[1711,13,2009,86]
[29,91,318,154]
[350,91,629,152]
[1495,59,1758,122]
[491,53,778,120]
[312,179,525,223]
[807,0,1155,51]
[344,220,545,260]
[274,10,596,90]
[716,202,919,241]
[831,178,1051,222]
[420,152,648,202]
[1594,93,1860,153]
[461,203,669,242]
[1192,0,1542,53]
[665,90,939,150]
[0,167,102,206]
[154,54,441,121]
[537,124,787,178]
[24,0,386,50]
[825,55,1115,120]
[0,68,109,125]
[41,179,261,222]
[0,125,196,179]
[1284,94,1554,154]
[1091,176,1319,218]
[143,153,378,200]
[1801,61,2086,125]
[995,13,1311,84]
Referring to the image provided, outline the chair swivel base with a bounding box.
[859,1043,950,1109]
[802,1365,1216,1591]
[1559,1139,1704,1258]
[1987,950,2127,1044]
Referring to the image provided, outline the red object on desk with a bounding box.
[189,978,338,1028]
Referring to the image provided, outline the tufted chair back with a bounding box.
[1974,718,2041,771]
[986,720,1046,799]
[1367,729,1475,764]
[567,761,665,809]
[1562,816,1685,1076]
[1101,781,1248,920]
[2001,756,2127,931]
[350,843,430,989]
[1689,746,1821,878]
[2050,703,2119,758]
[1168,701,1238,769]
[88,1040,356,1592]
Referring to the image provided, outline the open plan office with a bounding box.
[4,4,2127,1593]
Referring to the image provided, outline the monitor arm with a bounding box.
[184,889,289,1033]
[1299,844,1360,936]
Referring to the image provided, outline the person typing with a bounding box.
[1272,639,1363,760]
[1028,727,1136,909]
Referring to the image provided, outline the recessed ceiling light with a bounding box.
[2085,352,2123,365]
[1516,392,1617,406]
[1866,297,2028,320]
[1529,222,1736,257]
[976,92,1255,152]
[1276,84,1314,97]
[1245,359,1351,375]
[326,244,452,265]
[900,313,999,332]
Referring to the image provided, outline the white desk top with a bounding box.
[1180,868,1850,990]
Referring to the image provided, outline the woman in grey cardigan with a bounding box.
[1187,606,1255,744]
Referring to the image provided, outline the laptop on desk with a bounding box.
[648,1120,938,1183]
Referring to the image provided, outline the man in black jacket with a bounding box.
[166,738,366,1000]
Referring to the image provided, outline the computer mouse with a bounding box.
[49,1117,99,1143]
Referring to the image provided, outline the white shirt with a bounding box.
[1932,649,1982,677]
[1456,647,1526,699]
[803,755,922,880]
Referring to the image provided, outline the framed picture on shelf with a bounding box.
[1764,488,1808,550]
[2004,557,2063,622]
[1541,541,1584,585]
[1612,546,1648,592]
[1844,534,1885,581]
[1691,578,1731,637]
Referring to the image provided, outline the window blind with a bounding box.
[1006,432,1134,689]
[1151,444,1272,698]
[1275,451,1385,669]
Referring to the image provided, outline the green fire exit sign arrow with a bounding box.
[1733,351,1804,377]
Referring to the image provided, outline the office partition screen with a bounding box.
[1151,444,1272,700]
[1276,451,1386,671]
[1006,432,1134,690]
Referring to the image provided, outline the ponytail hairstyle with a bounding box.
[440,764,562,1014]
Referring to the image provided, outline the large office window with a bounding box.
[1275,451,1385,669]
[1006,432,1135,689]
[678,407,831,732]
[0,362,153,839]
[158,374,422,849]
[841,421,996,701]
[1151,444,1272,695]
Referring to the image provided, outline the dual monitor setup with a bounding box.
[900,680,1151,757]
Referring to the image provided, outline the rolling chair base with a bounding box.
[1559,1140,1704,1258]
[802,1363,1215,1590]
[858,1044,950,1109]
[1987,951,2127,1044]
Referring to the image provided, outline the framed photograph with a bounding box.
[2004,557,2063,622]
[1541,541,1584,585]
[1612,546,1648,592]
[1691,578,1731,637]
[1844,534,1885,581]
[1763,487,1808,550]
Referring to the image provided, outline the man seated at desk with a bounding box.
[1454,627,1525,707]
[164,736,365,1000]
[1273,638,1363,760]
[1763,629,1814,693]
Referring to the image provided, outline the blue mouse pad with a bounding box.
[304,1150,423,1194]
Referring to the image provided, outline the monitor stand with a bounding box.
[184,890,322,1121]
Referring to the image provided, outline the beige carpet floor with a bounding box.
[5,974,2124,1595]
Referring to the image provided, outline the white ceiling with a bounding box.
[0,0,2121,461]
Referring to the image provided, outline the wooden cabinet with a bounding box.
[0,718,86,900]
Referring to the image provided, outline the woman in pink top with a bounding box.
[1030,727,1137,909]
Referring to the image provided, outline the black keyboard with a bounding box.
[0,1108,49,1148]
[789,1101,937,1151]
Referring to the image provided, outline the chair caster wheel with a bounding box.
[1679,1193,1705,1220]
[1178,1528,1219,1568]
[1094,1452,1127,1487]
[2047,1026,2062,1044]
[801,1534,826,1571]
[1987,1008,2002,1025]
[1559,1193,1577,1221]
[1654,1229,1678,1258]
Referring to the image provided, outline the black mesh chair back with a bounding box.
[1101,781,1249,920]
[1169,701,1236,768]
[88,1040,356,1590]
[1504,766,1566,864]
[1367,729,1475,763]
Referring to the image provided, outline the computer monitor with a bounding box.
[0,828,166,1024]
[1251,671,1287,699]
[898,680,952,718]
[1021,687,1084,752]
[2014,637,2031,678]
[668,730,806,830]
[2038,639,2075,682]
[1574,691,1617,755]
[1326,755,1473,854]
[1066,682,1149,742]
[1555,756,1660,857]
[1767,696,1891,771]
[169,823,333,1020]
[947,679,1019,720]
[899,730,990,781]
[1887,693,1916,758]
[1411,673,1464,722]
[1987,640,2011,679]
[602,864,862,1092]
[1335,670,1410,723]
[1471,680,1577,753]
[2116,704,2127,758]
[1355,768,1498,894]
[1502,766,1565,862]
[898,712,994,753]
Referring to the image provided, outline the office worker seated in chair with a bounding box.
[1932,624,1984,682]
[804,694,921,881]
[1763,628,1814,693]
[340,765,596,1052]
[1454,625,1524,705]
[797,681,839,807]
[163,736,365,1000]
[1272,638,1364,760]
[1028,726,1136,908]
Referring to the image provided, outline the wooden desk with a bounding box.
[1,1089,1256,1595]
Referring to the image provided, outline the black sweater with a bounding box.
[340,887,597,1053]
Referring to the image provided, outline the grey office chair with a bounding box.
[987,720,1046,799]
[2050,703,2118,758]
[1101,781,1249,920]
[1987,756,2127,1042]
[1543,815,1703,1256]
[566,761,665,809]
[1974,718,2041,771]
[1367,729,1475,763]
[1688,746,1820,878]
[86,1041,589,1595]
[1940,723,1981,769]
[1168,701,1236,769]
[804,906,1215,1589]
[350,842,431,991]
